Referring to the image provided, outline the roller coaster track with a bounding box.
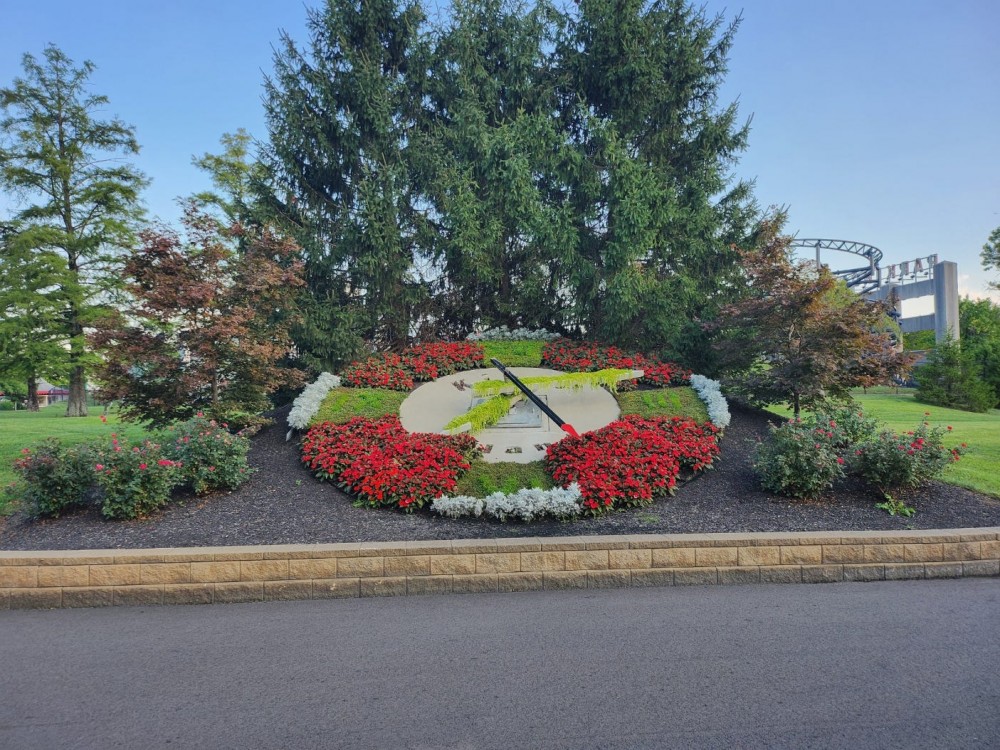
[789,239,884,294]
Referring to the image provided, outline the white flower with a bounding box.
[689,374,731,429]
[287,372,341,431]
[431,483,583,521]
[466,326,560,341]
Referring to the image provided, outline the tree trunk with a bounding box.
[26,375,39,412]
[65,366,88,417]
[792,392,800,418]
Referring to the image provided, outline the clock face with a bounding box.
[398,367,620,464]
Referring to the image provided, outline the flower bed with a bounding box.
[300,416,480,510]
[340,342,485,390]
[545,416,720,513]
[298,338,724,520]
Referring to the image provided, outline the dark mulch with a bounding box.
[2,404,998,551]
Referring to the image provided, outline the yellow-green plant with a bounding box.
[443,395,521,433]
[472,368,633,397]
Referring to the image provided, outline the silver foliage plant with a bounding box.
[689,374,730,429]
[432,484,583,521]
[287,372,342,432]
[466,326,560,341]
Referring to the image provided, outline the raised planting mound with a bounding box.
[293,338,729,521]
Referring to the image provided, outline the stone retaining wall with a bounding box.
[3,528,998,609]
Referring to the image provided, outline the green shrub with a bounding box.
[0,400,15,411]
[914,337,994,413]
[11,439,97,518]
[94,436,180,520]
[481,340,544,368]
[752,419,846,500]
[854,419,965,495]
[452,460,554,497]
[311,387,407,426]
[805,405,880,453]
[163,415,254,495]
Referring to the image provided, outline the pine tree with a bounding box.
[262,0,428,368]
[915,336,995,413]
[0,45,146,416]
[551,0,759,364]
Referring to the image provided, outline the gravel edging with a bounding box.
[2,404,999,552]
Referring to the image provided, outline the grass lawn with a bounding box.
[0,406,148,505]
[616,387,710,422]
[768,388,1000,498]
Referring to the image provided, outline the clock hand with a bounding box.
[489,358,580,438]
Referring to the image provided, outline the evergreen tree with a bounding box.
[413,0,573,335]
[262,0,428,369]
[0,45,146,416]
[914,335,994,413]
[959,297,1000,408]
[551,0,759,365]
[191,128,266,228]
[982,224,999,291]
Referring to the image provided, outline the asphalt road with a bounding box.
[2,579,998,749]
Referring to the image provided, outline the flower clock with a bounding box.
[296,337,727,520]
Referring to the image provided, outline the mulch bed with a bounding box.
[2,404,998,551]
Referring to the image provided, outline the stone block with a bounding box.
[519,551,565,572]
[588,570,630,589]
[884,563,925,580]
[737,547,779,567]
[924,562,964,579]
[285,558,338,580]
[801,565,843,584]
[89,564,141,587]
[963,560,1000,577]
[113,585,164,607]
[37,565,90,588]
[407,577,453,596]
[430,555,476,575]
[452,574,499,594]
[163,584,215,605]
[337,557,384,578]
[843,565,885,582]
[903,544,943,563]
[673,568,718,585]
[863,545,906,563]
[475,553,520,574]
[10,588,61,609]
[979,540,1000,559]
[386,556,431,577]
[759,566,802,584]
[0,566,38,588]
[542,571,589,590]
[313,578,360,599]
[0,590,8,609]
[240,559,290,581]
[630,569,674,588]
[360,577,407,597]
[942,542,981,562]
[140,563,192,585]
[264,581,314,601]
[609,549,651,569]
[651,548,695,568]
[191,561,242,583]
[565,550,609,571]
[695,548,737,567]
[780,546,822,565]
[823,545,864,564]
[214,582,264,603]
[718,567,761,585]
[498,573,543,593]
[63,587,114,608]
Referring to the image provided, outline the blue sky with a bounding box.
[2,0,998,310]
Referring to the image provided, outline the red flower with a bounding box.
[139,463,148,470]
